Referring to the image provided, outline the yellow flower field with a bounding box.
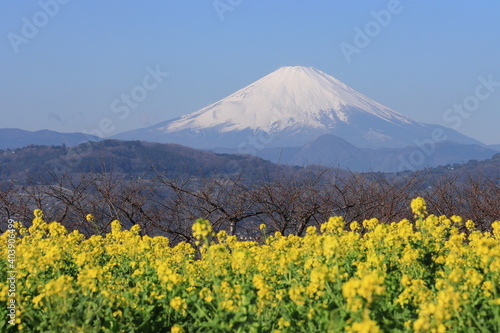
[1,198,499,332]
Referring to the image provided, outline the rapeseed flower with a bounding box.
[411,197,427,218]
[0,199,498,332]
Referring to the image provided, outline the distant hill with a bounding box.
[1,139,498,186]
[420,152,500,180]
[489,144,500,152]
[214,134,498,172]
[291,135,497,172]
[0,140,287,181]
[0,128,100,149]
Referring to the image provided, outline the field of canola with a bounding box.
[1,198,499,332]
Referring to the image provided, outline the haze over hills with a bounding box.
[0,140,283,181]
[1,140,499,183]
[0,128,100,150]
[213,134,497,172]
[285,134,496,172]
[489,144,500,152]
[2,67,497,172]
[113,66,482,150]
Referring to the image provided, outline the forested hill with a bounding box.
[0,140,288,181]
[1,139,499,183]
[392,152,500,182]
[1,140,498,238]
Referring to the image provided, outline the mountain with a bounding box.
[2,139,498,184]
[214,134,498,172]
[113,66,481,149]
[0,140,285,181]
[286,134,497,172]
[0,128,100,150]
[489,144,500,152]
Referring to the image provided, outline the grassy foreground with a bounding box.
[1,198,499,332]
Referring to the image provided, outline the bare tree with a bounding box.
[1,162,498,242]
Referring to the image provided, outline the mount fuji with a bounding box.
[114,66,481,151]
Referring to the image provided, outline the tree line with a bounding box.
[1,166,498,245]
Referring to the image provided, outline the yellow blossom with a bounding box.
[411,197,427,218]
[170,296,187,314]
[192,218,213,240]
[171,324,185,333]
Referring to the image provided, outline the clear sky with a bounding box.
[1,1,499,144]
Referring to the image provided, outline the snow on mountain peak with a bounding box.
[113,66,483,150]
[162,66,415,135]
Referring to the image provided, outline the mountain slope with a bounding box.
[283,134,497,172]
[0,128,99,150]
[114,66,481,149]
[0,140,284,181]
[489,144,500,152]
[162,66,416,133]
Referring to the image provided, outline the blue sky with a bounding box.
[1,1,499,144]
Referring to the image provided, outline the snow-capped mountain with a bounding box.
[114,66,481,149]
